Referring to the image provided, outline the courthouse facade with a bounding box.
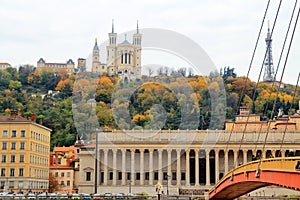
[78,129,300,195]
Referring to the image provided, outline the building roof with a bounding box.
[53,145,78,153]
[0,113,52,131]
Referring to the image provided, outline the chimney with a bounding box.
[17,109,21,117]
[30,114,36,122]
[10,110,17,119]
[39,119,43,125]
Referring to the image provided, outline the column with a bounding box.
[281,150,286,157]
[121,149,126,186]
[243,150,248,164]
[205,149,210,186]
[149,149,154,185]
[158,149,163,183]
[195,149,199,186]
[233,150,238,168]
[140,149,144,185]
[112,149,117,186]
[271,150,276,158]
[176,149,181,186]
[167,149,172,186]
[224,150,229,174]
[185,149,190,186]
[215,150,219,183]
[103,149,108,186]
[262,150,266,159]
[131,149,135,186]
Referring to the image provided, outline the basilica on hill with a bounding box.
[91,21,142,82]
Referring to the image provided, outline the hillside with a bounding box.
[0,66,299,148]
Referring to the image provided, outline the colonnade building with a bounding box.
[78,130,300,195]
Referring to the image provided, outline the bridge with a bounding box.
[209,157,300,200]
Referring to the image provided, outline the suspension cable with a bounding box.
[253,0,298,155]
[257,6,300,175]
[224,0,271,154]
[231,0,282,170]
[278,72,300,154]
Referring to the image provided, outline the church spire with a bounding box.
[112,19,114,33]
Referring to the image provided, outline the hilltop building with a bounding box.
[50,146,80,194]
[0,110,51,193]
[92,21,142,82]
[37,58,75,74]
[0,63,11,70]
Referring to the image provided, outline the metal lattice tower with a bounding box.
[263,22,275,82]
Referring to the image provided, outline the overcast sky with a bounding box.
[0,0,299,84]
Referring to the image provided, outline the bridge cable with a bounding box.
[253,0,299,155]
[278,72,300,155]
[256,5,300,177]
[230,0,282,175]
[224,0,271,156]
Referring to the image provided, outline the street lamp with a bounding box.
[94,130,98,194]
[128,180,132,194]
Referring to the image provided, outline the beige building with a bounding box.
[0,111,51,193]
[225,107,298,132]
[37,58,75,74]
[0,63,11,70]
[78,129,300,196]
[92,21,142,82]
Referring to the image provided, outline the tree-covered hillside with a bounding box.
[0,66,299,148]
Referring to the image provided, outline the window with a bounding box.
[19,168,24,177]
[118,172,122,180]
[67,181,70,186]
[86,172,91,181]
[67,172,70,177]
[10,168,15,176]
[60,181,64,186]
[154,172,158,180]
[0,181,5,189]
[172,172,176,181]
[2,130,8,138]
[19,155,24,163]
[127,172,131,180]
[20,142,25,150]
[9,181,14,188]
[55,172,58,177]
[181,172,186,181]
[61,172,64,177]
[2,155,6,163]
[2,142,7,150]
[163,172,168,180]
[1,168,5,176]
[12,130,16,138]
[21,130,25,137]
[11,155,15,163]
[145,172,149,180]
[109,172,113,180]
[11,142,16,150]
[18,181,23,189]
[136,173,140,180]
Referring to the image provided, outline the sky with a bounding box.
[0,0,299,84]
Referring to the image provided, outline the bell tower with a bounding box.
[133,20,142,78]
[107,20,117,75]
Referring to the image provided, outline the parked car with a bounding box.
[116,193,125,199]
[49,193,58,199]
[104,193,113,199]
[82,193,92,199]
[27,193,36,199]
[59,193,69,200]
[37,193,47,199]
[93,194,103,199]
[15,193,26,199]
[71,194,81,200]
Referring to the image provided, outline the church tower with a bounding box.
[107,20,117,76]
[132,20,142,79]
[92,38,100,72]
